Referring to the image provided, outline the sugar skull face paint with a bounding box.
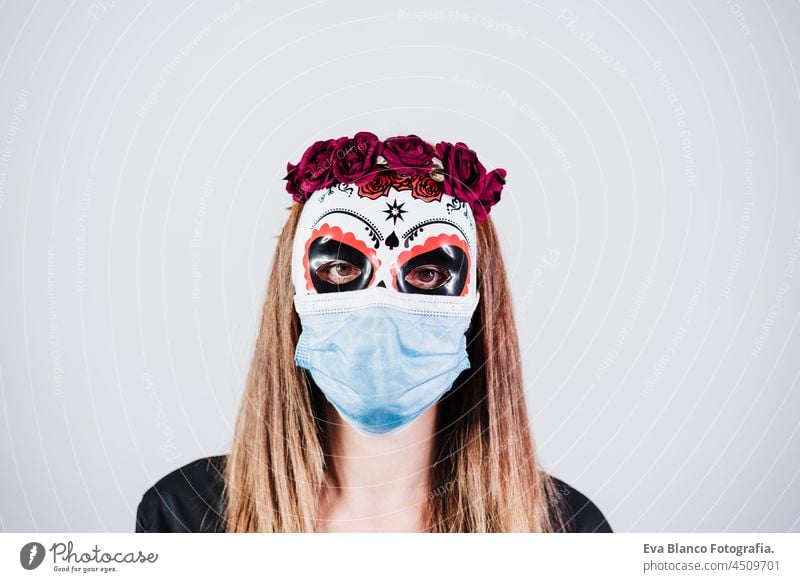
[291,181,478,300]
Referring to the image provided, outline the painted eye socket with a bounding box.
[316,260,362,285]
[404,264,452,290]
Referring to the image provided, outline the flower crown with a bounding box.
[283,132,506,222]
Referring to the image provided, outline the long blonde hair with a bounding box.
[222,203,567,532]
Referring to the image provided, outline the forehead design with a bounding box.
[291,178,477,297]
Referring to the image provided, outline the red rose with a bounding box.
[382,134,435,174]
[332,131,381,184]
[435,141,487,206]
[283,162,304,202]
[295,139,338,198]
[284,134,506,221]
[410,174,444,203]
[358,170,393,199]
[472,168,506,221]
[390,172,415,191]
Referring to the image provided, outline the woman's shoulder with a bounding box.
[135,454,228,533]
[548,475,613,533]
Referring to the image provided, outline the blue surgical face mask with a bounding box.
[293,287,480,435]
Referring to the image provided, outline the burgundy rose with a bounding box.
[358,170,393,200]
[471,168,506,221]
[284,134,506,220]
[390,172,415,191]
[410,174,444,203]
[283,162,304,202]
[435,141,488,206]
[382,134,435,174]
[332,131,381,184]
[293,139,338,199]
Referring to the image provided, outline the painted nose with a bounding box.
[376,280,386,288]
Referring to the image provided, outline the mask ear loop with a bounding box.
[465,289,481,337]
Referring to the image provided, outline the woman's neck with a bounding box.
[317,405,438,532]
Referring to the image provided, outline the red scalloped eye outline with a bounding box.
[390,233,471,296]
[302,223,381,292]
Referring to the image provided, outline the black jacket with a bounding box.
[135,455,613,533]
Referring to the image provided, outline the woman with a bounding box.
[135,133,612,533]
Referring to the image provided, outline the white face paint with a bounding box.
[291,179,478,302]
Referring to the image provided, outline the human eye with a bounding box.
[404,264,452,290]
[316,260,362,285]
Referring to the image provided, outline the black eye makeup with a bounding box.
[307,237,374,293]
[396,245,469,296]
